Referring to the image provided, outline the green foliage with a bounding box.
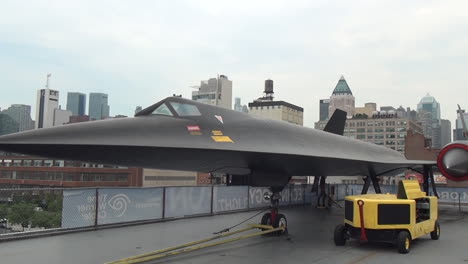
[31,211,52,228]
[31,211,61,229]
[3,192,63,229]
[0,204,9,219]
[8,203,35,228]
[46,195,63,212]
[50,212,62,227]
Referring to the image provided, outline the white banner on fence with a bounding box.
[62,189,97,228]
[213,186,249,212]
[164,186,212,218]
[98,188,163,225]
[290,185,305,204]
[62,188,164,228]
[249,187,270,208]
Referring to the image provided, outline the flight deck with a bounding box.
[0,205,466,264]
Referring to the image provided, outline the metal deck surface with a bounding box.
[0,206,466,264]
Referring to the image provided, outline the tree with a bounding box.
[30,211,62,229]
[8,203,35,230]
[0,204,9,219]
[31,211,52,229]
[47,196,63,212]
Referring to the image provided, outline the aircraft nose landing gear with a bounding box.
[260,188,288,236]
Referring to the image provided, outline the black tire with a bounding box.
[260,213,272,235]
[430,221,440,240]
[274,214,288,236]
[397,231,411,254]
[260,213,272,226]
[334,224,347,246]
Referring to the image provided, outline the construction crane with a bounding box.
[458,104,468,139]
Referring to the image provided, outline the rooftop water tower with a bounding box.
[264,79,274,101]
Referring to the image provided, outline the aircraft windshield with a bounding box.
[151,103,173,116]
[170,102,201,116]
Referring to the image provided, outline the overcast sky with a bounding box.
[1,0,467,127]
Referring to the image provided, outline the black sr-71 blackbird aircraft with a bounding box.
[0,96,465,231]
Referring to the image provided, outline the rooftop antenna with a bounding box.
[45,73,52,89]
[458,104,468,139]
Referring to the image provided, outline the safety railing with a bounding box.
[0,185,309,237]
[0,183,466,239]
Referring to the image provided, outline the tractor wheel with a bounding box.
[430,220,440,240]
[334,224,347,246]
[397,231,411,254]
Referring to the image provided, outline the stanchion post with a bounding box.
[459,193,462,213]
[247,186,250,209]
[289,184,292,205]
[94,188,99,228]
[303,184,306,205]
[162,187,166,219]
[210,186,214,215]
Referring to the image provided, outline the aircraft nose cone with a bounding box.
[442,148,468,177]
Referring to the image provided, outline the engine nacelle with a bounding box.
[437,142,468,181]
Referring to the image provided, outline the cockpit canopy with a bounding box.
[135,97,203,117]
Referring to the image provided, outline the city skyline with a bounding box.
[0,75,465,129]
[1,1,467,126]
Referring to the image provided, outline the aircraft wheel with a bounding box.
[397,231,411,254]
[430,220,440,240]
[260,213,272,235]
[274,214,288,236]
[334,224,347,246]
[260,213,272,226]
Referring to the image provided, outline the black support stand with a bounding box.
[422,165,430,194]
[429,167,439,198]
[361,167,381,194]
[361,176,371,195]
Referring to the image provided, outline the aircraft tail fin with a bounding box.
[324,109,347,135]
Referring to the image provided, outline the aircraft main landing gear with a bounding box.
[260,187,288,236]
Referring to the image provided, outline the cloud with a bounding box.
[0,0,467,127]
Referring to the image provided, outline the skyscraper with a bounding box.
[234,97,242,112]
[440,119,451,147]
[89,93,110,120]
[417,94,441,121]
[53,107,72,126]
[319,99,330,121]
[36,89,59,129]
[135,106,142,115]
[233,97,248,113]
[417,94,441,147]
[0,113,19,136]
[1,104,34,132]
[328,76,355,119]
[192,75,232,109]
[67,92,86,116]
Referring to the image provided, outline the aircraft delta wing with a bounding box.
[0,97,435,187]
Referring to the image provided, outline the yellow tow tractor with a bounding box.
[334,180,440,254]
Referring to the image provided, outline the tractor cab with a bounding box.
[334,180,440,254]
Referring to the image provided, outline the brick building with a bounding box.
[0,155,142,188]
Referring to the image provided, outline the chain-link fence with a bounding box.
[0,184,466,239]
[60,185,308,229]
